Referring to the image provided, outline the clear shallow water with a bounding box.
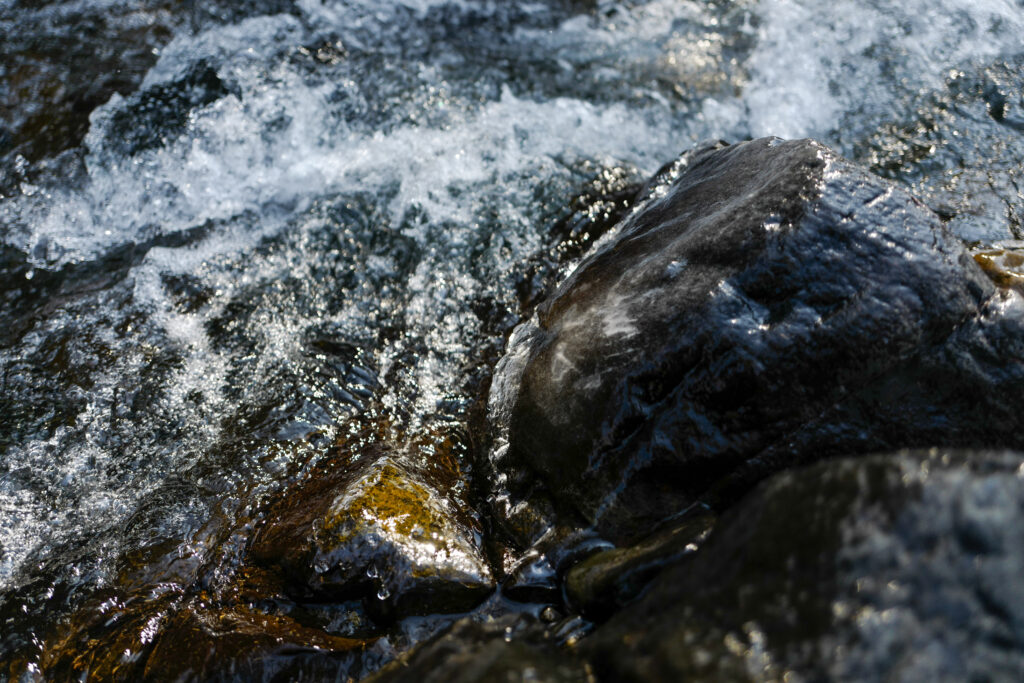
[1,0,1023,669]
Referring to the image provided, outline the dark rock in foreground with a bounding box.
[584,450,1024,681]
[489,136,1024,545]
[250,437,494,619]
[365,613,590,683]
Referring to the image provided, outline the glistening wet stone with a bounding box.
[141,601,372,682]
[859,56,1024,242]
[364,612,591,683]
[584,450,1024,681]
[490,137,1024,545]
[249,437,494,619]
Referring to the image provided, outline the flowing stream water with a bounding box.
[2,0,1024,674]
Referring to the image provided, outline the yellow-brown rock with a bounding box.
[250,441,494,619]
[971,243,1024,294]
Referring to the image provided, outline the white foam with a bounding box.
[701,0,1024,142]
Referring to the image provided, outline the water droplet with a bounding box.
[376,584,390,600]
[366,564,378,579]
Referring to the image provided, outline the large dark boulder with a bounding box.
[583,450,1024,681]
[489,137,1024,545]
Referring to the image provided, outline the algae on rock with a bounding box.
[250,431,494,619]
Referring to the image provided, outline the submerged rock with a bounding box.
[20,554,377,682]
[584,449,1024,681]
[490,136,1024,545]
[24,592,179,682]
[861,56,1024,243]
[0,0,297,167]
[249,437,494,619]
[142,601,371,682]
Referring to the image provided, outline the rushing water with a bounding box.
[2,0,1024,674]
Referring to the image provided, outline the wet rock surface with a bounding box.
[971,241,1024,296]
[491,136,1024,545]
[364,613,592,683]
[1,0,1023,678]
[584,449,1024,681]
[564,510,714,621]
[250,432,494,619]
[141,600,371,683]
[6,132,1024,682]
[859,56,1024,243]
[15,562,378,682]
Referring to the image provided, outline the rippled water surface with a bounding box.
[2,0,1024,674]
